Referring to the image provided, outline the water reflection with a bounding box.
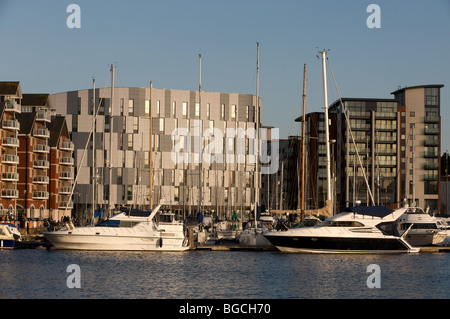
[0,249,449,299]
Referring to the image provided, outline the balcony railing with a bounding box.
[2,137,19,147]
[1,154,19,164]
[36,109,51,122]
[59,201,73,209]
[59,186,72,194]
[59,170,74,180]
[33,160,50,169]
[33,175,49,184]
[60,141,74,151]
[32,191,49,200]
[1,172,19,181]
[33,128,50,138]
[5,101,21,113]
[59,157,74,165]
[2,120,20,130]
[33,144,50,153]
[1,189,19,198]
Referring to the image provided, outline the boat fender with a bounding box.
[159,237,163,247]
[69,221,75,230]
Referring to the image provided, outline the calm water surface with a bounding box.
[1,249,449,299]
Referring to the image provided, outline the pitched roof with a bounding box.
[17,112,37,135]
[0,82,21,96]
[48,115,69,147]
[22,94,50,107]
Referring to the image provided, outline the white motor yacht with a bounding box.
[398,207,447,246]
[44,205,189,251]
[0,223,21,250]
[263,206,420,254]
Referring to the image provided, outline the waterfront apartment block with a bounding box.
[313,84,444,213]
[0,82,73,223]
[49,86,262,220]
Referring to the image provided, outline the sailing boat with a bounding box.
[44,68,189,251]
[236,42,274,247]
[263,51,419,253]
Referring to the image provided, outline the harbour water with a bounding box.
[1,249,449,299]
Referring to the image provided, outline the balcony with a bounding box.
[2,119,20,131]
[33,175,49,184]
[36,109,51,122]
[424,126,439,135]
[5,101,21,113]
[32,191,49,200]
[59,170,74,180]
[59,201,73,209]
[1,189,19,198]
[2,137,19,147]
[1,172,19,181]
[59,157,74,166]
[424,138,439,146]
[33,144,50,153]
[60,141,74,151]
[33,128,50,138]
[59,186,72,194]
[33,160,50,169]
[1,154,19,165]
[424,116,439,123]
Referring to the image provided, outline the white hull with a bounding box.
[44,206,189,251]
[45,232,188,251]
[404,231,447,247]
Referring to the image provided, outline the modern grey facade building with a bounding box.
[50,86,262,221]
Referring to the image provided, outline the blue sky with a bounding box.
[1,0,449,151]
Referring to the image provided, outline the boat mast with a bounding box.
[301,64,306,212]
[92,78,96,225]
[198,54,202,215]
[321,51,332,203]
[255,42,260,230]
[149,81,153,210]
[109,64,115,216]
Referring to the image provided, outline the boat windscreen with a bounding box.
[342,205,393,218]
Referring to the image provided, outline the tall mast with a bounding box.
[321,51,332,203]
[301,64,306,211]
[149,81,153,210]
[109,64,115,215]
[255,42,260,229]
[92,78,96,225]
[198,54,202,215]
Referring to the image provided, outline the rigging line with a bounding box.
[64,70,112,215]
[326,56,376,206]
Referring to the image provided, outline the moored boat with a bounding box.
[398,207,447,246]
[263,206,420,254]
[0,223,21,250]
[43,204,189,251]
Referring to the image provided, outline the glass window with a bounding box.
[145,100,150,115]
[231,104,237,119]
[120,98,124,116]
[172,101,176,117]
[195,103,200,118]
[128,99,134,116]
[182,102,188,118]
[133,117,139,133]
